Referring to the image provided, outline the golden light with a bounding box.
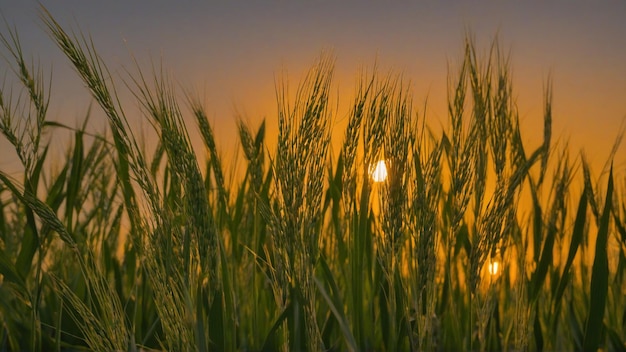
[369,160,388,183]
[488,261,500,276]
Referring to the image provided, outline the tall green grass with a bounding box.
[1,10,625,351]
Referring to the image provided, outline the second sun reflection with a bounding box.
[368,159,504,281]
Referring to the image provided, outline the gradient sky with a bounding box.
[1,1,625,174]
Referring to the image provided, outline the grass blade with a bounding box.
[553,190,587,313]
[583,165,614,351]
[315,256,358,351]
[0,252,26,290]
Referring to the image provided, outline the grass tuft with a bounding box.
[0,11,624,351]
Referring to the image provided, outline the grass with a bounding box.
[1,9,626,351]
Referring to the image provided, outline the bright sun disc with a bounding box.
[488,261,500,276]
[369,160,388,183]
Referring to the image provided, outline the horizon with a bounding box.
[1,1,625,176]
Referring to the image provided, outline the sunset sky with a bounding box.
[1,1,625,174]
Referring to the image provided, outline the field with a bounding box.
[1,11,625,351]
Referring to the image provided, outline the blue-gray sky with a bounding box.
[1,1,625,172]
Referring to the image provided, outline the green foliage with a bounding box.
[1,11,625,351]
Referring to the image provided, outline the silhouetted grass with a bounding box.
[0,9,625,351]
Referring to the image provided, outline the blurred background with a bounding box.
[1,1,625,175]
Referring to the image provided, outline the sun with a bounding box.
[488,261,500,276]
[369,160,388,183]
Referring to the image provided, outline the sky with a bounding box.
[1,1,625,175]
